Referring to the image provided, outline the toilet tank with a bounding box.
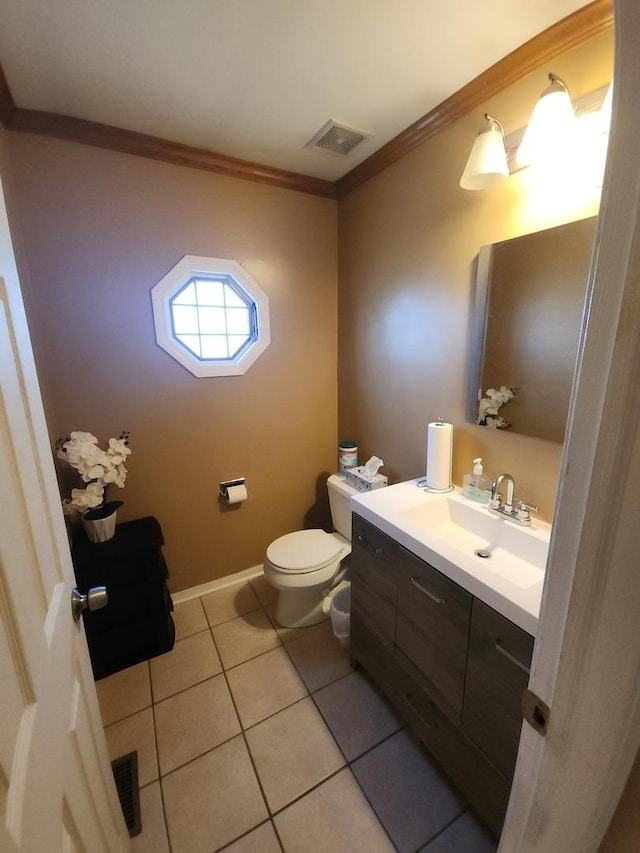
[327,474,359,541]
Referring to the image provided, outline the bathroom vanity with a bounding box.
[349,482,549,836]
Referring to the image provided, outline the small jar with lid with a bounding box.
[338,441,358,475]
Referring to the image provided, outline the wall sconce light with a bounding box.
[460,114,509,190]
[600,81,613,130]
[517,73,575,167]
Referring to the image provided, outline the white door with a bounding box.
[0,176,129,853]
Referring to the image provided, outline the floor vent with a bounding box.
[305,119,372,156]
[111,751,142,838]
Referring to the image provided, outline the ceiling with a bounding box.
[0,0,591,183]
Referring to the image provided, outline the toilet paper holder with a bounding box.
[219,478,246,502]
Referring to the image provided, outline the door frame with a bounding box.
[501,0,640,848]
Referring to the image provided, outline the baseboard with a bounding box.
[171,564,264,605]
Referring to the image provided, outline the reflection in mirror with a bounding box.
[469,216,597,443]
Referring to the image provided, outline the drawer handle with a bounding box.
[357,533,383,556]
[410,576,446,605]
[495,641,531,675]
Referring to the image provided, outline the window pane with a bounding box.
[226,307,250,335]
[198,306,227,334]
[200,336,229,359]
[172,282,197,305]
[195,279,225,306]
[228,335,251,358]
[224,285,248,308]
[176,334,201,357]
[172,305,199,334]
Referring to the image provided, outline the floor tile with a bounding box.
[96,661,151,726]
[172,597,208,640]
[275,768,395,853]
[313,670,402,760]
[352,729,466,853]
[162,735,268,853]
[286,620,353,692]
[212,609,281,670]
[248,573,278,608]
[150,629,222,701]
[201,581,261,627]
[226,646,308,729]
[104,706,158,786]
[131,781,170,853]
[419,809,497,853]
[155,674,241,775]
[244,696,345,813]
[219,820,282,852]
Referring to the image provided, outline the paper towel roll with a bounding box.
[426,421,453,491]
[225,483,248,504]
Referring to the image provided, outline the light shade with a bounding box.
[517,73,575,167]
[600,81,613,130]
[460,114,509,190]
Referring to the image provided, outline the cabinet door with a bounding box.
[462,598,534,780]
[350,514,398,648]
[395,545,472,724]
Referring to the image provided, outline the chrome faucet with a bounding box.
[489,473,539,525]
[491,473,515,512]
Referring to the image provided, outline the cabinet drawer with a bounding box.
[395,545,472,723]
[351,514,398,646]
[394,668,509,838]
[462,599,534,780]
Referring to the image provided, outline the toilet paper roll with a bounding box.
[425,421,453,491]
[225,483,248,504]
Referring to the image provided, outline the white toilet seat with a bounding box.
[266,529,343,574]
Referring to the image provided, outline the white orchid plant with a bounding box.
[477,386,519,430]
[56,430,131,517]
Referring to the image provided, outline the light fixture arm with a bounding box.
[484,113,505,137]
[543,73,570,96]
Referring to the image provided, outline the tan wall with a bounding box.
[338,32,612,521]
[599,749,640,852]
[3,134,338,592]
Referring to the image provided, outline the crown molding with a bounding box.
[336,0,614,198]
[0,0,613,201]
[5,106,337,199]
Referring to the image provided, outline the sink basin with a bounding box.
[399,496,547,590]
[351,480,552,635]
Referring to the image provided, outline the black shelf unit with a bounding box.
[72,516,175,680]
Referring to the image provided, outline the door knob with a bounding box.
[71,586,108,622]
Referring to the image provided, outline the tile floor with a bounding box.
[96,574,498,853]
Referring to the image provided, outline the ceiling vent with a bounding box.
[305,119,373,156]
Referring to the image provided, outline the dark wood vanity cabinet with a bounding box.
[350,513,534,837]
[72,516,175,680]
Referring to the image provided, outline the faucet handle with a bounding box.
[489,493,502,509]
[515,500,539,522]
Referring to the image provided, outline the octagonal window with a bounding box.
[152,257,270,377]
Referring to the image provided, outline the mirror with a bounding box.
[469,216,597,443]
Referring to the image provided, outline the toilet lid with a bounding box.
[266,529,343,573]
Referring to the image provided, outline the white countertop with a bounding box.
[351,479,551,636]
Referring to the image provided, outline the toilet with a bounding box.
[263,474,358,628]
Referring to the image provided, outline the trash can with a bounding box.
[329,585,351,648]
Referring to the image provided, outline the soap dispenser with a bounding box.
[463,458,492,503]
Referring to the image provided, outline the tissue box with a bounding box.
[345,467,389,492]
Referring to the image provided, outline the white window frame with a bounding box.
[151,256,270,377]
